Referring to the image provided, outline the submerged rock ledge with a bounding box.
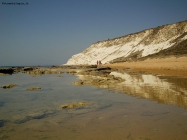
[61,102,93,109]
[26,87,41,90]
[1,84,18,89]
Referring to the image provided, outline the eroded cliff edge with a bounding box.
[66,20,187,65]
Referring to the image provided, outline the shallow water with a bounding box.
[0,72,187,140]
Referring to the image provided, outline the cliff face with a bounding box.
[66,20,187,65]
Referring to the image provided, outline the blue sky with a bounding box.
[1,0,187,66]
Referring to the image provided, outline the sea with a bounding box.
[0,69,187,140]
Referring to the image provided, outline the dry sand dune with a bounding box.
[105,56,187,77]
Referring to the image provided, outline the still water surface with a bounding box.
[0,72,187,140]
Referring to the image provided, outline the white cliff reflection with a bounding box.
[75,71,187,108]
[110,72,187,108]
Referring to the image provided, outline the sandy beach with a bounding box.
[105,56,187,77]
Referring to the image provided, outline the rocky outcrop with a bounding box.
[1,84,18,89]
[73,75,124,88]
[22,67,64,76]
[78,67,112,77]
[23,67,34,71]
[72,67,124,88]
[0,68,14,74]
[66,20,187,65]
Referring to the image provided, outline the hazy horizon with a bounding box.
[1,0,187,66]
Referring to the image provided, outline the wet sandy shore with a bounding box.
[105,56,187,77]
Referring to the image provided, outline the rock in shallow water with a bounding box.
[13,110,57,124]
[26,87,41,90]
[72,80,84,86]
[61,102,92,109]
[0,68,14,74]
[1,84,18,89]
[0,120,8,127]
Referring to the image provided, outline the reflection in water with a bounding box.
[77,72,187,108]
[110,72,187,108]
[0,72,187,140]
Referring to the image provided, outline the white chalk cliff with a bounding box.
[66,20,187,65]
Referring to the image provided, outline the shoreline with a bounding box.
[105,56,187,77]
[1,56,187,78]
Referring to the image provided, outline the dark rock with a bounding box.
[67,70,77,74]
[0,68,14,74]
[0,120,8,127]
[51,65,58,68]
[72,80,84,86]
[12,67,23,73]
[95,67,111,71]
[84,65,97,68]
[23,67,34,71]
[1,84,18,89]
[78,67,112,77]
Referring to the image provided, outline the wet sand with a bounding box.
[105,56,187,77]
